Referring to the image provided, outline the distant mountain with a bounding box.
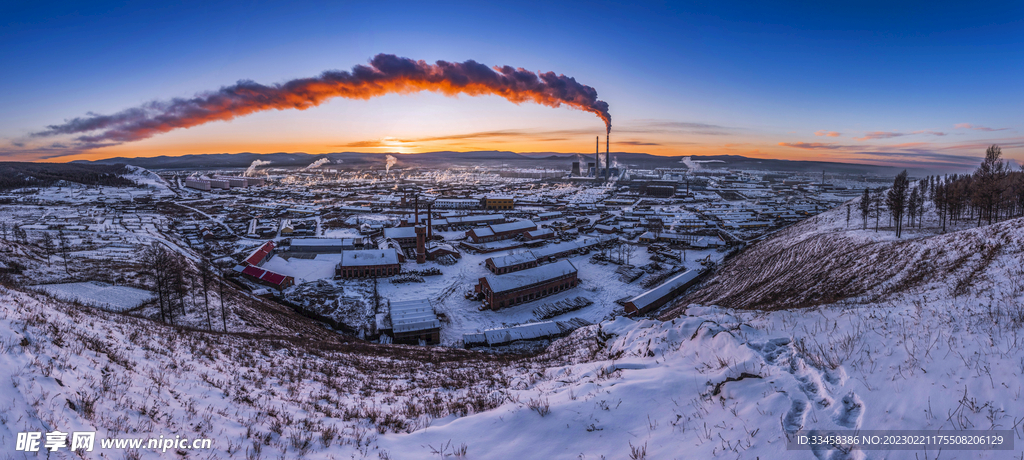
[72,150,909,175]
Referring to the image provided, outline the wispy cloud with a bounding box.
[778,142,849,150]
[954,123,1008,132]
[855,131,907,141]
[855,130,946,141]
[814,130,841,137]
[617,141,662,146]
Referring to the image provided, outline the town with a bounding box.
[0,158,880,350]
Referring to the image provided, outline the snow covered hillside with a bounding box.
[673,197,1023,312]
[1,200,1022,459]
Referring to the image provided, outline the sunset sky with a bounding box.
[2,1,1022,171]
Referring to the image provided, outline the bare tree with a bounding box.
[56,230,72,276]
[859,188,870,230]
[141,245,172,324]
[40,232,55,266]
[907,187,920,229]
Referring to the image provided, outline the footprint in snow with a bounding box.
[833,391,863,429]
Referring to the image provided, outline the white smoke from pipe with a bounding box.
[303,158,331,170]
[385,155,397,174]
[245,159,271,177]
[680,156,700,171]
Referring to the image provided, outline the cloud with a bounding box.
[622,119,733,136]
[777,142,849,150]
[814,130,841,137]
[954,123,1008,132]
[855,131,907,141]
[855,130,947,141]
[617,141,661,146]
[32,54,613,147]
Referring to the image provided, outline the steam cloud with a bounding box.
[385,155,397,173]
[34,54,612,147]
[245,159,271,177]
[303,158,330,170]
[680,156,700,171]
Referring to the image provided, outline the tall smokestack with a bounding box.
[427,203,433,240]
[414,196,419,225]
[595,136,600,179]
[605,134,610,181]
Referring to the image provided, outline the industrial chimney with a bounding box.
[595,136,599,179]
[605,134,610,181]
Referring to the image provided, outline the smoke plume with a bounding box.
[35,54,612,146]
[303,158,330,170]
[680,156,700,171]
[245,159,271,177]
[385,155,397,173]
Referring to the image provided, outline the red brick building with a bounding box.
[475,260,578,310]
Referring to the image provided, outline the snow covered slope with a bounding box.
[1,201,1022,459]
[672,199,1022,312]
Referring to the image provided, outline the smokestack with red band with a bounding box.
[595,136,599,179]
[605,134,610,181]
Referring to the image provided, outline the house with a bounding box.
[244,241,275,267]
[466,220,537,243]
[485,252,538,274]
[335,249,402,278]
[240,265,295,290]
[475,260,578,310]
[624,270,702,316]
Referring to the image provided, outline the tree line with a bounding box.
[0,162,140,190]
[858,145,1022,238]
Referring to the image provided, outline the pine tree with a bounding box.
[886,170,910,238]
[859,188,870,230]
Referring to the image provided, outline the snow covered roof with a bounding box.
[488,252,537,268]
[390,299,440,334]
[340,249,400,267]
[383,227,417,239]
[482,260,577,293]
[468,321,563,346]
[526,228,555,238]
[626,270,700,311]
[532,238,603,259]
[470,228,495,238]
[490,220,536,233]
[290,238,353,247]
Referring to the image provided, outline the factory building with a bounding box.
[289,238,363,253]
[485,252,538,274]
[481,195,514,210]
[387,299,441,345]
[383,226,419,248]
[335,249,402,278]
[184,178,211,191]
[475,260,579,310]
[624,270,702,316]
[466,220,537,243]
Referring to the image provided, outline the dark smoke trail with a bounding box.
[35,54,611,145]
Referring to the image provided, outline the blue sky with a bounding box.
[2,0,1022,171]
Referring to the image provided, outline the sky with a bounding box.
[1,0,1022,172]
